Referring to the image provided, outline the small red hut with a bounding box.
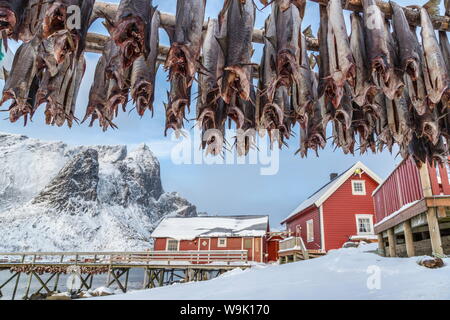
[281,162,382,255]
[151,215,271,263]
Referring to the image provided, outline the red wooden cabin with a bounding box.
[374,157,450,257]
[151,216,270,263]
[281,162,382,254]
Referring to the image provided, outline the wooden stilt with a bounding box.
[427,207,444,256]
[403,220,415,257]
[377,234,385,256]
[124,269,129,292]
[387,228,397,257]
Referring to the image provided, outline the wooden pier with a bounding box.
[0,251,249,300]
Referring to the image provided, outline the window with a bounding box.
[356,215,374,235]
[218,238,227,248]
[306,220,314,243]
[167,239,179,251]
[352,180,366,195]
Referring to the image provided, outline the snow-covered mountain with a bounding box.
[0,133,197,252]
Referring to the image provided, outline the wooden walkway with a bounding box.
[0,251,250,300]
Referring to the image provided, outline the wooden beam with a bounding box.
[387,228,397,257]
[437,206,447,218]
[426,208,444,256]
[377,234,385,256]
[403,220,415,257]
[309,0,450,31]
[89,2,320,51]
[426,196,450,208]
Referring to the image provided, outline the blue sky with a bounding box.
[0,0,435,227]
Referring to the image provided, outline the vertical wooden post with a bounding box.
[387,229,397,257]
[403,220,415,257]
[426,208,444,256]
[377,234,385,256]
[419,164,433,197]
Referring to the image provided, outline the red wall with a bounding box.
[285,206,322,251]
[153,237,264,262]
[322,172,379,250]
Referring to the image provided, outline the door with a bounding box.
[243,238,253,261]
[199,238,210,250]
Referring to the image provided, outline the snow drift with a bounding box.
[95,244,450,300]
[0,133,197,252]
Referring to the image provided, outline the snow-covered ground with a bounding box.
[93,244,450,300]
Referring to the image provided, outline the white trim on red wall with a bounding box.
[319,205,326,252]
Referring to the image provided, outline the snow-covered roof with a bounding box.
[151,216,269,240]
[281,162,382,224]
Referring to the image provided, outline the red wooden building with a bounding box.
[151,215,272,263]
[374,157,450,257]
[280,162,382,255]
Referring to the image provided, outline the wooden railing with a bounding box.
[0,250,249,266]
[279,237,302,251]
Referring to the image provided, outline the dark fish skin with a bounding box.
[219,0,255,105]
[362,0,392,92]
[317,4,330,100]
[439,31,450,76]
[0,38,39,125]
[420,7,449,105]
[326,0,355,108]
[235,86,256,156]
[42,0,95,62]
[268,2,302,98]
[391,2,421,80]
[0,0,27,41]
[83,40,117,131]
[417,108,441,146]
[349,13,378,108]
[197,18,222,133]
[299,98,326,157]
[259,0,305,14]
[18,0,49,42]
[334,84,354,130]
[385,89,413,147]
[131,10,160,117]
[164,0,206,134]
[113,0,154,69]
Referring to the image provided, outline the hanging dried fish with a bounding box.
[259,0,305,15]
[130,10,160,117]
[18,0,50,42]
[317,4,329,100]
[236,87,256,156]
[292,31,315,128]
[197,18,227,154]
[42,0,95,63]
[439,31,450,76]
[0,0,27,48]
[385,90,413,147]
[0,38,39,125]
[299,98,327,157]
[416,108,441,145]
[420,7,449,105]
[164,0,206,133]
[83,41,116,131]
[326,0,355,108]
[218,0,255,108]
[349,12,378,109]
[112,0,154,68]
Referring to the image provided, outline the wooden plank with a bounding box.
[426,196,450,208]
[403,220,415,257]
[387,229,397,257]
[419,165,433,197]
[426,208,444,256]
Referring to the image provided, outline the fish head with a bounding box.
[43,2,68,38]
[0,5,17,35]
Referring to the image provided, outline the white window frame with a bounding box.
[351,180,366,195]
[166,239,179,251]
[355,214,374,236]
[306,220,314,243]
[217,238,227,248]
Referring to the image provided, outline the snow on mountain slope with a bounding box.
[96,244,450,300]
[0,133,197,252]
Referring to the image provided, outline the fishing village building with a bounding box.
[374,157,450,258]
[151,216,273,263]
[279,162,382,261]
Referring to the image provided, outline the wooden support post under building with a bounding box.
[387,229,397,257]
[377,234,385,256]
[403,220,415,257]
[426,208,444,256]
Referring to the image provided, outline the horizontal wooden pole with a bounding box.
[90,1,320,51]
[309,0,450,31]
